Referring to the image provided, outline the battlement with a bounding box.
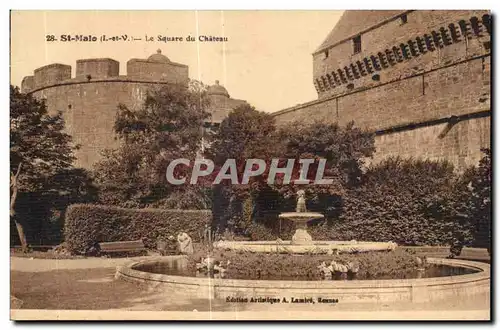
[127,49,189,84]
[21,75,34,92]
[313,11,491,98]
[33,63,72,91]
[21,50,189,93]
[76,58,119,79]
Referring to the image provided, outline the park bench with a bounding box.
[97,239,146,255]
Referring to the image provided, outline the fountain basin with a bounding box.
[279,212,325,221]
[279,212,324,245]
[116,256,490,303]
[212,240,398,254]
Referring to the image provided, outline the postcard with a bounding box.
[9,10,491,321]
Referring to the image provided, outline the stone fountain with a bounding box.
[117,192,490,306]
[278,190,324,245]
[213,190,398,254]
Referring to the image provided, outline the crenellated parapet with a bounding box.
[21,75,34,93]
[17,50,238,169]
[127,49,189,84]
[313,12,492,98]
[20,49,189,94]
[76,58,119,79]
[32,63,72,92]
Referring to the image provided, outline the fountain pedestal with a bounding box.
[214,190,397,254]
[291,219,313,245]
[279,212,323,245]
[292,228,313,245]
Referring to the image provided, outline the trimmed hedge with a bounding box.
[241,157,477,247]
[64,204,211,254]
[331,158,460,246]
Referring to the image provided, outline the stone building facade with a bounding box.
[21,50,245,169]
[272,10,491,171]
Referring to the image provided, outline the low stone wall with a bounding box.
[116,257,490,304]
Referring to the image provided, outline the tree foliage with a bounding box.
[471,148,492,251]
[207,105,280,232]
[93,81,212,208]
[10,85,75,191]
[447,148,492,254]
[207,107,376,235]
[276,121,375,215]
[10,85,94,249]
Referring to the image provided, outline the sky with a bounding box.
[10,10,343,113]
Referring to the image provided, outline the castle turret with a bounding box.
[312,10,491,99]
[207,80,247,123]
[76,58,119,79]
[21,75,34,93]
[127,49,189,84]
[207,80,230,98]
[34,63,71,89]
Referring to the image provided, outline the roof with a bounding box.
[207,80,229,97]
[147,49,170,63]
[315,10,407,54]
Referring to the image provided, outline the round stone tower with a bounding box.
[21,50,189,169]
[206,80,247,124]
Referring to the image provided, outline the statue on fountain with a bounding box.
[287,189,322,244]
[296,189,307,213]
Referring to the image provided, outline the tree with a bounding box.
[207,104,280,233]
[209,104,279,167]
[10,85,76,251]
[444,148,492,257]
[279,121,375,187]
[208,104,280,191]
[470,148,491,253]
[94,80,211,208]
[276,120,375,217]
[207,112,377,236]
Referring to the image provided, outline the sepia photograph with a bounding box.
[9,9,491,321]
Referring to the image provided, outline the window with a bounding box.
[401,14,408,25]
[353,35,361,54]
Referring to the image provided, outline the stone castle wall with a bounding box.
[312,10,490,99]
[21,52,246,169]
[22,55,189,169]
[371,116,490,170]
[208,94,247,123]
[32,81,168,168]
[273,10,491,171]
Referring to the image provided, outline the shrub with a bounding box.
[338,157,461,246]
[242,158,464,245]
[64,204,211,254]
[448,148,491,255]
[470,148,491,252]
